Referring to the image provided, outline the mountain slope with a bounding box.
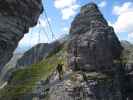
[0,53,22,86]
[16,41,60,68]
[0,42,67,100]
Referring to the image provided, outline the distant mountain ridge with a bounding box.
[16,41,61,68]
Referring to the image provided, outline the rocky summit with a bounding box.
[0,0,43,72]
[68,3,123,73]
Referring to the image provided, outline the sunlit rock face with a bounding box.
[67,3,124,100]
[0,0,43,71]
[68,3,123,73]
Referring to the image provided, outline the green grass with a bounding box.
[0,43,67,99]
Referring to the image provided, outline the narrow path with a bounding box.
[0,71,74,90]
[46,71,73,88]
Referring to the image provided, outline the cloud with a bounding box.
[113,12,133,33]
[112,2,133,39]
[108,21,113,27]
[16,30,48,53]
[128,32,133,39]
[18,28,48,47]
[61,5,79,20]
[62,27,69,34]
[18,18,52,48]
[63,27,69,32]
[98,1,107,8]
[113,2,133,15]
[54,0,76,9]
[54,0,80,20]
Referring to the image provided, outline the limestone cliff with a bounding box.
[68,3,123,73]
[0,0,43,71]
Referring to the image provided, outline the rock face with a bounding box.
[67,3,125,100]
[68,3,123,73]
[43,72,121,100]
[121,40,133,73]
[121,40,133,100]
[16,41,61,68]
[0,0,43,71]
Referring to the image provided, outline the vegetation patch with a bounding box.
[0,43,67,99]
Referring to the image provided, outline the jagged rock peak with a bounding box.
[80,2,98,14]
[68,3,123,73]
[66,3,126,100]
[70,3,108,35]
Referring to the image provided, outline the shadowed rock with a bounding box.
[0,0,43,71]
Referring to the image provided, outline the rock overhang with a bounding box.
[0,0,43,71]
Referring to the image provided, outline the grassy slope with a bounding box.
[0,43,67,99]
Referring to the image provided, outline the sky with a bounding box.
[16,0,133,52]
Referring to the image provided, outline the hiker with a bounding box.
[56,63,64,80]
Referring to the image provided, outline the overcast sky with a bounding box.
[16,0,133,52]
